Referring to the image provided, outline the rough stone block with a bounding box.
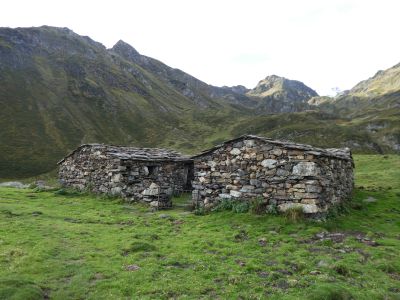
[111,186,122,195]
[261,159,277,168]
[305,185,322,193]
[278,202,320,214]
[230,148,241,155]
[292,162,320,176]
[230,190,242,198]
[244,139,255,147]
[218,193,232,199]
[272,148,283,156]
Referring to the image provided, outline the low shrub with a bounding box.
[266,203,279,215]
[249,197,267,214]
[194,207,207,215]
[283,206,304,222]
[213,198,265,214]
[0,278,44,300]
[326,200,352,219]
[333,264,351,276]
[307,283,353,300]
[213,199,234,212]
[377,261,400,274]
[232,201,249,213]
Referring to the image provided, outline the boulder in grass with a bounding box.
[0,181,29,189]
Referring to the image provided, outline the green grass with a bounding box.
[0,155,399,299]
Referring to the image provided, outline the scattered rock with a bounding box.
[258,238,267,247]
[158,214,171,219]
[356,249,370,263]
[235,260,246,267]
[94,273,104,279]
[257,271,269,278]
[172,220,184,225]
[288,279,299,287]
[34,180,54,190]
[310,270,321,275]
[317,260,329,267]
[313,231,346,243]
[355,234,379,246]
[265,260,278,266]
[277,269,293,275]
[0,181,29,189]
[234,230,249,242]
[275,279,289,290]
[125,264,140,271]
[363,196,377,203]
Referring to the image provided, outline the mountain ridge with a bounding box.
[0,26,399,178]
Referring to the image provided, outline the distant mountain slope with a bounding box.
[0,26,398,178]
[110,40,258,108]
[310,62,400,113]
[307,63,400,153]
[0,26,246,177]
[349,63,400,97]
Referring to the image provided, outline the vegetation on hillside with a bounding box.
[0,26,399,178]
[0,155,399,299]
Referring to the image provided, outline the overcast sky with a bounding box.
[1,0,399,95]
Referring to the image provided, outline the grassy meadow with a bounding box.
[0,155,399,299]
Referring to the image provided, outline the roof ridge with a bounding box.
[191,135,352,161]
[58,144,191,165]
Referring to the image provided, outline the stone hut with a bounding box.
[58,144,193,208]
[191,135,354,215]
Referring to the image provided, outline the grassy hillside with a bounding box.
[0,26,243,178]
[0,26,400,179]
[0,26,399,179]
[0,154,399,299]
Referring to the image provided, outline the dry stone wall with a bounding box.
[58,145,192,208]
[192,136,354,215]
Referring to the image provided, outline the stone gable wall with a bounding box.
[192,138,354,214]
[58,146,192,208]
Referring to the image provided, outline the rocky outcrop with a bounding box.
[247,75,318,113]
[191,135,354,215]
[348,62,400,98]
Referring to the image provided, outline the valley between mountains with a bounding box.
[0,26,399,178]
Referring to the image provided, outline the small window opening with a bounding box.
[147,165,157,176]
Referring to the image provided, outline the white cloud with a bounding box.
[1,0,399,95]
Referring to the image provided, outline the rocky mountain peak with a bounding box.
[248,75,318,99]
[111,40,141,61]
[244,75,318,113]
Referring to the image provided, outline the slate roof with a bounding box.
[58,144,192,164]
[191,135,353,161]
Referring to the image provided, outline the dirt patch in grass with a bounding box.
[121,242,157,256]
